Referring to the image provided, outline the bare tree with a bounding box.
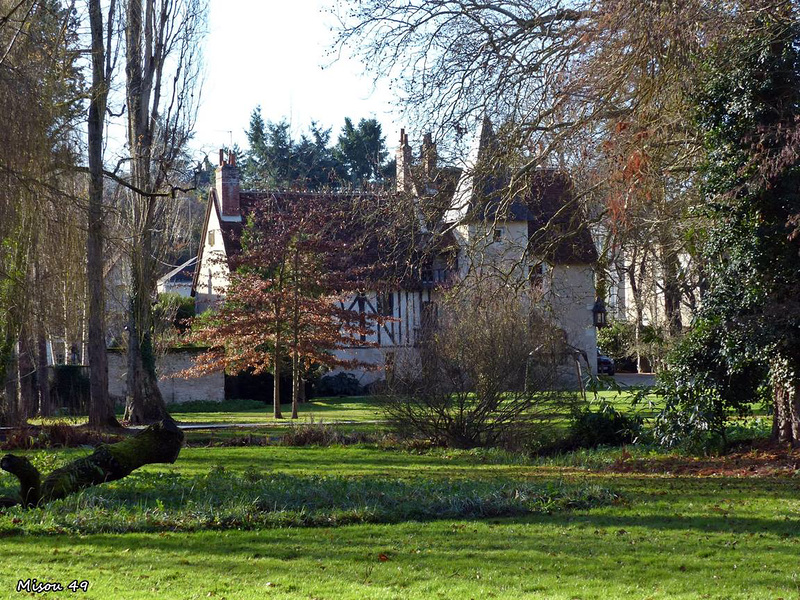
[87,0,121,427]
[333,0,787,339]
[120,0,205,424]
[0,0,84,424]
[382,280,580,448]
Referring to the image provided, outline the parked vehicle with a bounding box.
[597,355,615,376]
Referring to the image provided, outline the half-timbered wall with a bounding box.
[329,289,435,385]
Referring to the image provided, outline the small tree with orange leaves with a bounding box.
[187,194,383,419]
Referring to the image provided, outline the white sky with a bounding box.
[192,0,403,158]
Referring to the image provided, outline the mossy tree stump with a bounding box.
[0,420,184,508]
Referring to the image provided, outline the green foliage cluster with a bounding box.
[596,320,635,362]
[658,19,800,447]
[316,372,364,397]
[154,293,196,334]
[569,403,642,448]
[0,468,617,535]
[654,318,764,451]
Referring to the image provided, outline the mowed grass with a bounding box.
[27,396,386,428]
[1,444,799,599]
[171,396,385,425]
[27,388,659,428]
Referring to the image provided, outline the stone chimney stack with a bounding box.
[216,149,241,220]
[421,133,437,179]
[396,128,412,193]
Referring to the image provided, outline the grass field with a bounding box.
[3,388,794,599]
[1,442,799,599]
[27,388,663,428]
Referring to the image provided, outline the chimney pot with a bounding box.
[219,148,224,166]
[421,133,437,178]
[216,151,241,219]
[396,127,413,194]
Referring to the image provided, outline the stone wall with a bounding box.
[107,349,224,404]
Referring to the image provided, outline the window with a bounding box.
[529,262,545,289]
[207,230,215,246]
[376,292,394,317]
[493,227,504,243]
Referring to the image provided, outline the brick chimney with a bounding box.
[396,128,412,193]
[216,149,241,220]
[421,133,437,179]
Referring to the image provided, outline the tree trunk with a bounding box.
[291,348,299,419]
[1,339,19,426]
[771,356,800,447]
[773,382,800,447]
[273,342,283,419]
[17,330,36,422]
[273,295,283,419]
[36,332,50,417]
[0,420,183,508]
[661,245,683,337]
[124,305,170,424]
[291,255,300,420]
[86,0,119,430]
[120,0,171,426]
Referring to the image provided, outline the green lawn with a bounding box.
[0,444,798,599]
[171,396,385,425]
[27,396,386,428]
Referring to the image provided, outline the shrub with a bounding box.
[653,316,763,450]
[316,372,363,397]
[155,292,196,334]
[570,403,642,448]
[279,420,375,446]
[381,283,581,449]
[596,320,636,369]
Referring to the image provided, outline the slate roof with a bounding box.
[445,117,597,265]
[159,256,198,285]
[194,120,596,298]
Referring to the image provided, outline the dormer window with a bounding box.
[493,227,504,243]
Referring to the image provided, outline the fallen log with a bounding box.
[0,420,183,508]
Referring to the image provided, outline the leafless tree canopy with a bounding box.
[334,0,795,351]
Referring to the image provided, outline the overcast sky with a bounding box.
[192,0,402,158]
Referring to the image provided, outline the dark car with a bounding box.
[597,355,615,376]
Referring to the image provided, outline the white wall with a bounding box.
[547,264,598,376]
[194,202,231,314]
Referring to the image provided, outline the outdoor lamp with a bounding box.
[592,298,608,328]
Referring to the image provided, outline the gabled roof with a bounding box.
[192,187,449,293]
[158,256,198,286]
